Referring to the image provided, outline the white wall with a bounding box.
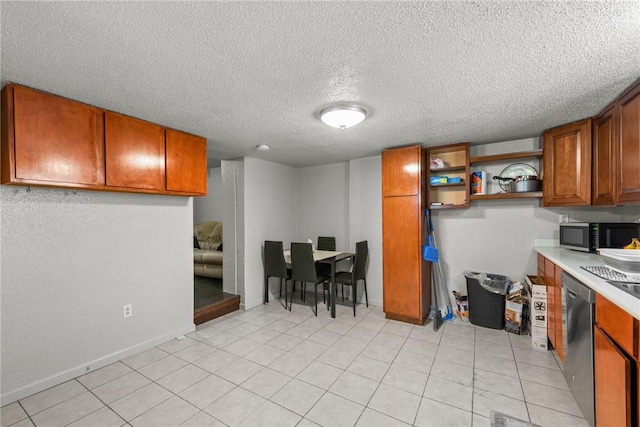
[295,163,350,248]
[432,200,557,298]
[193,167,223,224]
[221,160,244,296]
[242,157,297,309]
[0,187,195,404]
[349,156,383,306]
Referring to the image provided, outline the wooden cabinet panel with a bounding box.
[594,325,632,427]
[616,83,640,205]
[537,254,545,280]
[538,256,565,359]
[105,112,165,190]
[544,258,555,281]
[382,145,429,324]
[554,264,564,361]
[596,294,635,357]
[546,278,556,350]
[542,119,592,206]
[382,145,422,196]
[592,106,616,206]
[382,195,425,323]
[543,258,555,348]
[3,84,105,186]
[165,129,207,195]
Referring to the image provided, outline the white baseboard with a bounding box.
[1,323,195,406]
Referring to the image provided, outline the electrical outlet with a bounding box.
[559,214,569,223]
[123,304,132,318]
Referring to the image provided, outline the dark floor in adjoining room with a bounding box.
[194,276,224,309]
[194,276,240,325]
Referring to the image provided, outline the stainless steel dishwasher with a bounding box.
[562,271,595,427]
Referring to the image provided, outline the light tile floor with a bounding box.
[2,295,589,427]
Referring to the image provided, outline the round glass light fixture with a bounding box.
[319,105,367,129]
[256,144,270,151]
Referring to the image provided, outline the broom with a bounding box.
[423,210,443,330]
[427,209,456,323]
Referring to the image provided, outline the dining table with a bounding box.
[281,249,355,318]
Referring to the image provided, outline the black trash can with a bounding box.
[465,271,511,329]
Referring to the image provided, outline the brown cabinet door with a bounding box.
[382,145,422,196]
[546,277,556,349]
[9,84,105,186]
[537,254,545,281]
[616,83,640,205]
[542,119,592,206]
[543,258,556,349]
[592,106,616,206]
[165,129,207,194]
[595,294,635,357]
[105,112,165,190]
[382,195,423,323]
[594,325,632,427]
[554,265,564,361]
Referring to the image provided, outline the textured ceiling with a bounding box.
[1,1,639,167]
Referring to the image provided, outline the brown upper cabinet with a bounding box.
[544,80,640,207]
[166,129,207,195]
[1,84,105,188]
[592,106,617,206]
[542,119,592,206]
[616,82,640,205]
[105,112,166,191]
[591,80,640,207]
[381,145,423,196]
[1,83,207,196]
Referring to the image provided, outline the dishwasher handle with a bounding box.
[561,271,596,304]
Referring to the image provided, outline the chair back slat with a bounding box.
[353,240,368,281]
[317,236,336,251]
[291,242,317,282]
[264,240,287,278]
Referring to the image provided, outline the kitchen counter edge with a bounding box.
[535,246,640,320]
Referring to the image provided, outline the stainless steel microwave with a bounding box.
[559,222,640,252]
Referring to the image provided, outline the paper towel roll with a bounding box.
[471,171,487,195]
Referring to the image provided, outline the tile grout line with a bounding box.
[77,379,129,427]
[510,332,532,424]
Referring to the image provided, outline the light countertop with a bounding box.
[535,247,640,320]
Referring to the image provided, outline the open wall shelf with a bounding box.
[470,149,543,165]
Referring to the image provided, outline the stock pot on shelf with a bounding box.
[492,163,541,193]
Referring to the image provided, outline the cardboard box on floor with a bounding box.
[504,277,528,335]
[505,296,528,335]
[525,275,548,351]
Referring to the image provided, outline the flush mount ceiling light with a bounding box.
[319,105,367,129]
[256,144,270,151]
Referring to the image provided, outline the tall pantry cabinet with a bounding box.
[382,145,430,324]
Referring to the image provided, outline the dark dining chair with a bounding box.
[316,236,336,298]
[334,240,369,316]
[263,240,291,307]
[290,242,330,315]
[317,236,336,251]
